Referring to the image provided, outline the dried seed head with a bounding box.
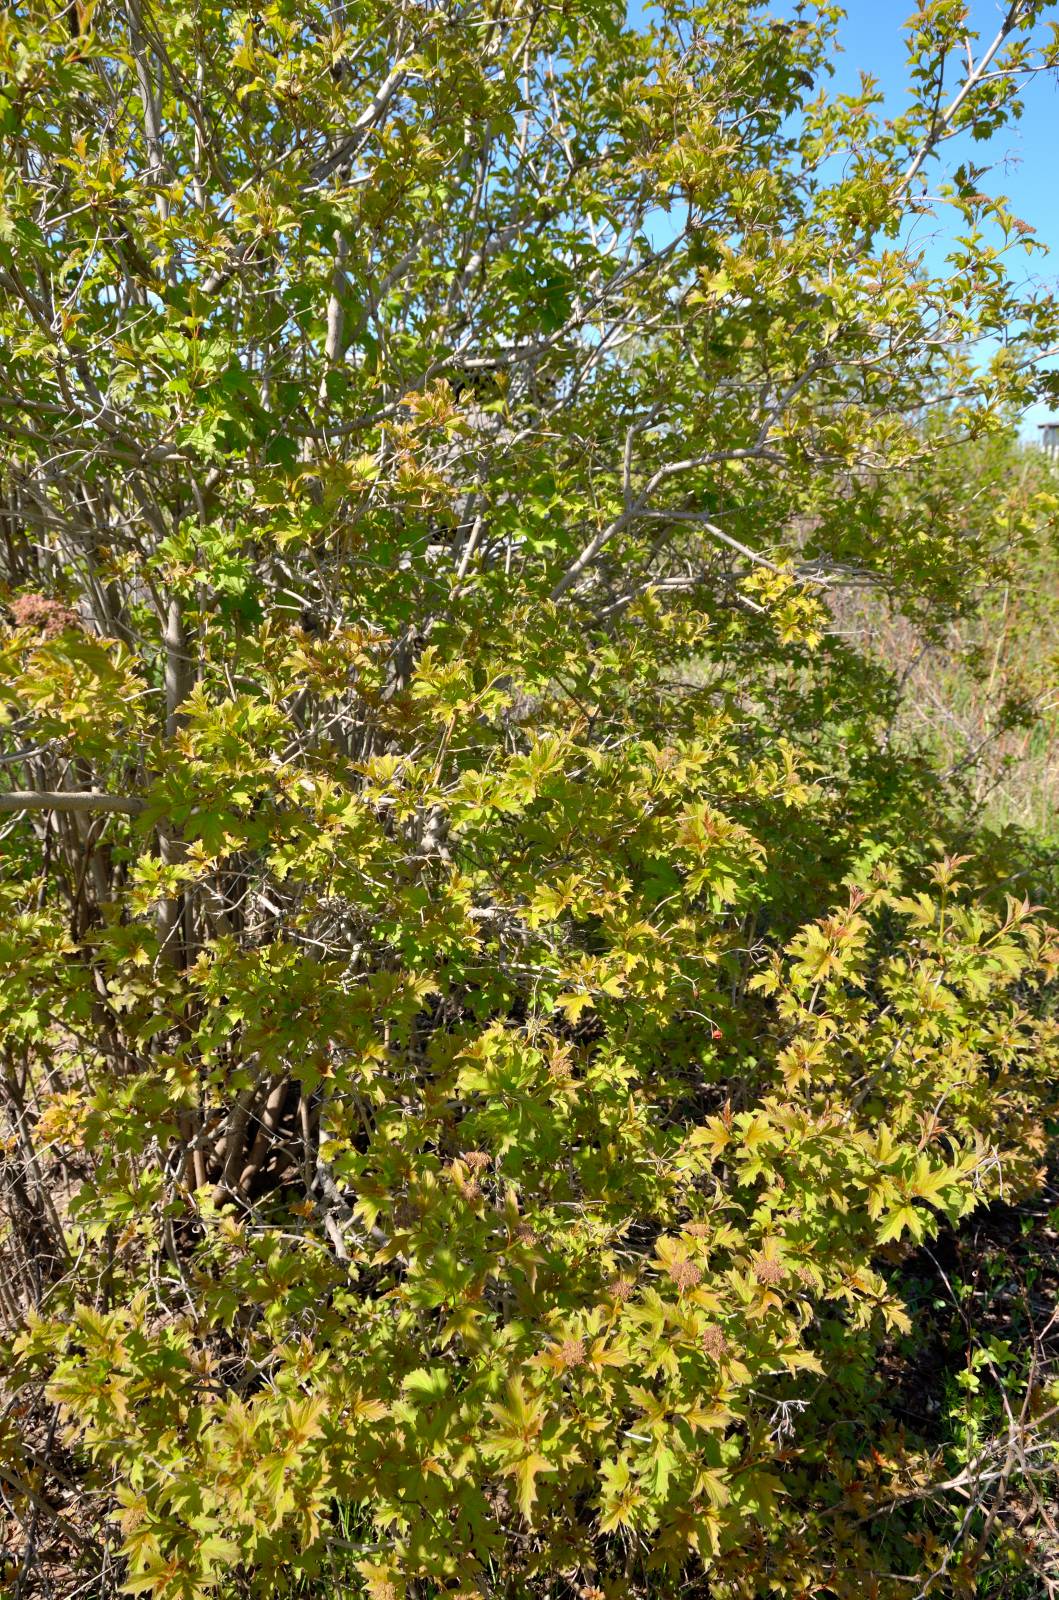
[558,1336,586,1369]
[669,1259,703,1291]
[607,1276,635,1302]
[701,1324,728,1360]
[684,1221,710,1238]
[752,1254,785,1286]
[450,1166,480,1200]
[461,1150,492,1171]
[9,593,81,639]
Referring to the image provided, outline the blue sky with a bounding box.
[835,1,1059,435]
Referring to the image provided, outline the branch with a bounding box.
[901,2,1030,193]
[0,791,146,816]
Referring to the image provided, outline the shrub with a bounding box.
[2,2,1059,1597]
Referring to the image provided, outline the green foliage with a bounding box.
[1,2,1059,1598]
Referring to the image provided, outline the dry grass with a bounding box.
[831,576,1059,838]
